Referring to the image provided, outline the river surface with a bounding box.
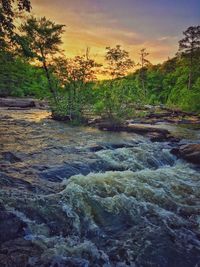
[0,108,200,267]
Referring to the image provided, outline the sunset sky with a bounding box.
[32,0,200,65]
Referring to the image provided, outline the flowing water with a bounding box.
[0,108,200,267]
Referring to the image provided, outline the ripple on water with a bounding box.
[1,109,200,266]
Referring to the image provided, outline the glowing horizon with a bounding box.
[31,0,200,71]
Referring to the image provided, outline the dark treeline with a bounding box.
[0,0,200,123]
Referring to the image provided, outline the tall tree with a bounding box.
[105,45,134,79]
[179,26,200,89]
[98,45,134,121]
[20,16,65,101]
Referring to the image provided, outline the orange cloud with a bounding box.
[31,0,180,75]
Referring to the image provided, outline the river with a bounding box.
[0,108,200,267]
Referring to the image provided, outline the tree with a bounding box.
[178,26,200,89]
[52,52,100,120]
[0,0,31,33]
[94,45,135,122]
[105,45,134,79]
[20,16,65,101]
[0,0,31,50]
[0,50,49,98]
[138,48,151,96]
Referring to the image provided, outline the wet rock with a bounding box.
[97,122,126,132]
[148,132,180,143]
[0,172,38,192]
[38,160,126,182]
[40,256,89,267]
[0,239,43,267]
[7,107,31,110]
[88,142,135,152]
[0,98,36,108]
[38,163,91,182]
[34,100,49,109]
[98,122,169,134]
[88,144,105,152]
[171,144,200,165]
[51,113,72,122]
[104,142,135,149]
[0,211,27,243]
[1,151,22,163]
[147,132,169,142]
[97,122,175,143]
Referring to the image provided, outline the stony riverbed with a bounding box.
[0,108,200,267]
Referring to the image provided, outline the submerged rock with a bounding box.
[38,163,90,182]
[1,151,22,163]
[0,239,43,267]
[0,210,27,243]
[88,142,136,152]
[171,144,200,165]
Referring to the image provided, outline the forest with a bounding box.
[1,0,200,123]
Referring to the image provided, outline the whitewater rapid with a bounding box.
[0,109,200,267]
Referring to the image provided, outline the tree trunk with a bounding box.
[141,77,146,96]
[39,47,57,102]
[140,69,146,97]
[42,61,57,102]
[188,71,192,90]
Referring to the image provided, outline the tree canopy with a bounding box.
[0,0,31,32]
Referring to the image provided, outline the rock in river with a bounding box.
[0,208,27,243]
[171,144,200,165]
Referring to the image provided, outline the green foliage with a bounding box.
[20,16,65,61]
[50,93,68,118]
[51,54,100,121]
[1,17,200,123]
[0,0,31,35]
[19,16,65,101]
[94,79,135,123]
[92,45,135,123]
[178,26,200,90]
[0,51,49,98]
[105,45,134,78]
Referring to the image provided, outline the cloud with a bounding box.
[31,0,186,65]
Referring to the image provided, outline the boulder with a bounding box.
[88,144,105,152]
[148,132,180,143]
[0,98,36,108]
[171,144,200,165]
[97,122,173,142]
[51,113,72,122]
